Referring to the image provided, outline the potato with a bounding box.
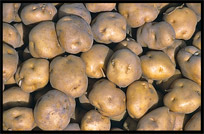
[64,123,80,131]
[91,12,127,44]
[3,107,36,130]
[34,90,75,130]
[88,79,126,117]
[127,81,158,119]
[81,110,111,130]
[110,110,126,121]
[176,46,201,86]
[81,44,113,78]
[107,49,142,87]
[20,3,57,25]
[184,111,201,130]
[171,112,185,130]
[163,6,197,40]
[3,23,21,48]
[15,58,49,93]
[192,31,201,50]
[164,78,201,114]
[118,3,159,28]
[85,3,116,13]
[140,51,175,81]
[29,21,65,59]
[123,116,138,131]
[3,3,21,23]
[50,55,88,98]
[56,15,93,54]
[3,43,19,83]
[13,23,24,47]
[59,3,91,24]
[114,37,143,55]
[186,3,201,22]
[154,3,169,10]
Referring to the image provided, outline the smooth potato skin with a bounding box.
[184,111,201,131]
[186,3,201,22]
[85,3,116,13]
[3,3,21,23]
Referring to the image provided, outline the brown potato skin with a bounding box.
[50,55,88,98]
[184,111,201,131]
[81,110,111,130]
[34,90,75,130]
[81,44,113,78]
[186,3,201,22]
[3,107,36,131]
[88,79,126,117]
[5,75,16,85]
[192,31,201,50]
[85,3,116,13]
[3,3,21,23]
[13,23,24,47]
[107,49,142,87]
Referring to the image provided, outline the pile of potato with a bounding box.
[2,3,201,131]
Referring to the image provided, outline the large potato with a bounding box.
[3,107,36,131]
[127,81,158,119]
[34,90,75,130]
[88,79,126,117]
[58,3,91,24]
[81,110,111,130]
[15,58,49,93]
[137,21,176,50]
[20,3,57,25]
[3,3,21,23]
[56,15,93,54]
[91,12,127,44]
[50,55,88,98]
[29,21,65,59]
[192,31,201,50]
[140,51,175,81]
[85,3,116,13]
[176,46,201,86]
[107,49,142,87]
[186,3,201,22]
[163,78,201,114]
[184,111,201,130]
[81,44,113,78]
[3,43,19,83]
[163,6,197,40]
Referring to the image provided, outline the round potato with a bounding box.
[186,3,201,22]
[3,3,21,23]
[64,123,80,131]
[140,51,175,81]
[34,90,75,130]
[107,49,142,87]
[58,3,91,24]
[192,31,201,50]
[88,79,126,117]
[3,43,19,83]
[91,12,127,44]
[15,58,49,93]
[81,110,111,130]
[163,6,197,40]
[50,55,88,98]
[127,81,158,119]
[20,3,57,25]
[85,3,116,13]
[3,107,36,131]
[81,44,113,78]
[184,111,201,131]
[29,21,65,59]
[56,15,93,54]
[163,78,201,114]
[176,46,201,86]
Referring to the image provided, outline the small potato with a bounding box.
[3,23,21,48]
[163,6,197,40]
[88,79,126,117]
[20,3,57,25]
[59,3,91,24]
[176,46,201,86]
[81,44,113,78]
[3,43,19,83]
[192,31,201,50]
[15,58,49,93]
[3,107,36,131]
[64,123,80,131]
[118,3,159,28]
[3,3,21,23]
[81,110,111,130]
[34,90,75,130]
[91,12,127,44]
[85,3,116,13]
[164,78,201,114]
[140,51,175,81]
[50,55,88,98]
[137,21,175,50]
[186,3,201,22]
[114,37,143,55]
[29,21,65,59]
[127,81,158,119]
[56,15,93,54]
[184,111,201,131]
[107,49,142,87]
